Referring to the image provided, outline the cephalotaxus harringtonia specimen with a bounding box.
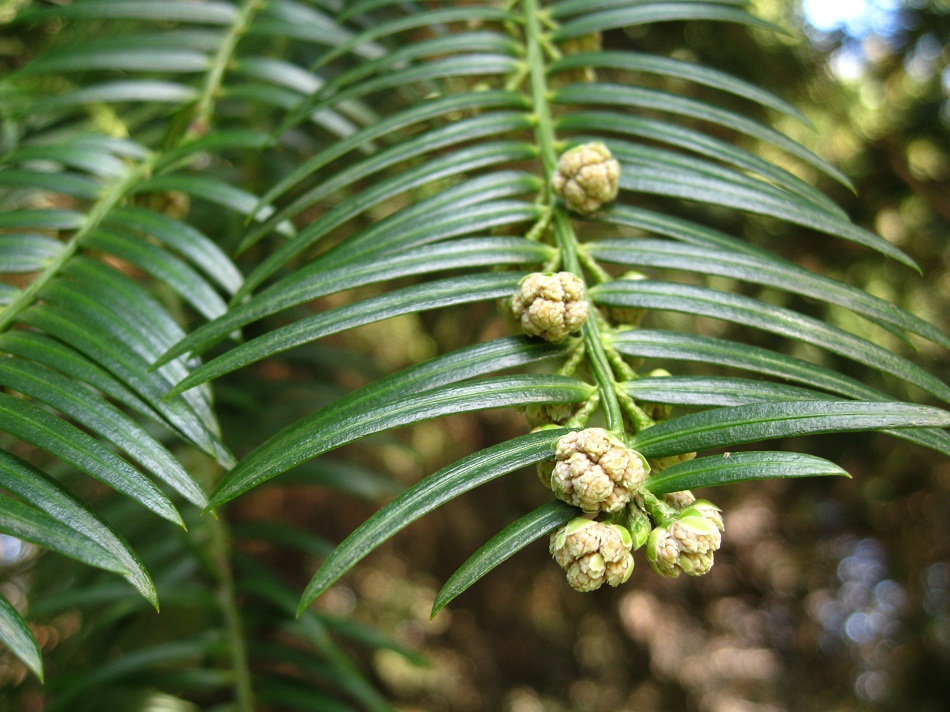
[551,141,620,213]
[550,428,648,513]
[510,271,589,342]
[646,501,725,578]
[550,518,635,592]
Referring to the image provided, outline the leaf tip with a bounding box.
[150,349,180,372]
[147,593,160,612]
[429,599,447,620]
[29,659,44,683]
[164,379,194,400]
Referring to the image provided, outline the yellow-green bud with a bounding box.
[663,490,697,509]
[550,428,648,513]
[536,457,555,488]
[645,501,724,578]
[641,369,673,421]
[553,32,602,85]
[604,271,648,327]
[688,500,725,533]
[649,451,696,473]
[523,401,577,429]
[510,272,588,342]
[552,142,620,213]
[626,506,653,550]
[550,518,634,592]
[646,524,680,578]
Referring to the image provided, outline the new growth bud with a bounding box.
[552,142,620,213]
[550,518,634,592]
[663,490,697,510]
[523,401,577,429]
[604,271,648,327]
[550,428,647,513]
[510,272,588,342]
[646,500,725,578]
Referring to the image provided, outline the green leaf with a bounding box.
[0,284,19,305]
[281,458,403,504]
[611,329,881,398]
[601,203,775,258]
[236,339,567,494]
[61,134,150,160]
[308,30,521,100]
[279,54,520,133]
[0,495,126,573]
[106,206,243,295]
[550,0,748,18]
[0,209,84,231]
[592,280,950,404]
[432,500,576,617]
[169,272,528,394]
[259,90,528,208]
[613,162,912,267]
[44,635,221,712]
[15,0,237,24]
[0,357,207,507]
[297,430,570,613]
[549,50,809,123]
[610,331,950,457]
[135,174,293,235]
[586,239,948,348]
[0,393,184,527]
[47,260,220,430]
[555,84,851,188]
[12,30,221,71]
[0,170,102,200]
[553,4,783,39]
[644,451,849,493]
[629,401,950,458]
[7,143,129,179]
[0,234,64,274]
[253,0,384,62]
[85,231,228,321]
[229,57,362,139]
[155,130,274,171]
[0,331,162,426]
[20,306,233,467]
[28,81,198,114]
[339,0,435,20]
[292,336,568,415]
[319,615,429,668]
[210,378,592,510]
[0,593,42,681]
[605,138,844,217]
[310,6,518,70]
[561,117,839,213]
[237,147,539,294]
[18,46,210,76]
[622,375,829,406]
[305,194,542,275]
[0,450,157,606]
[160,238,552,364]
[243,112,534,251]
[234,521,334,559]
[54,260,190,358]
[255,680,353,712]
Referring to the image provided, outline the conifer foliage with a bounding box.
[0,1,947,707]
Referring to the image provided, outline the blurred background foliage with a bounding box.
[0,0,948,710]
